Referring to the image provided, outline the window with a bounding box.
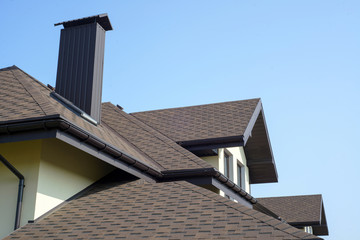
[224,153,230,178]
[237,162,242,188]
[224,152,233,181]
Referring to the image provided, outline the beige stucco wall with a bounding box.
[34,138,115,218]
[225,146,250,193]
[0,138,115,239]
[0,140,42,239]
[201,146,250,198]
[201,155,218,169]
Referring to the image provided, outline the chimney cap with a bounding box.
[54,13,113,31]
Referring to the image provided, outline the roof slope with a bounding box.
[101,102,213,170]
[131,98,260,143]
[258,195,322,224]
[0,66,212,172]
[258,195,328,235]
[0,66,159,170]
[4,172,320,240]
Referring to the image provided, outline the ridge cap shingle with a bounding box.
[131,97,261,114]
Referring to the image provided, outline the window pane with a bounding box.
[224,153,229,178]
[237,164,242,187]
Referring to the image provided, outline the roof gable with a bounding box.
[258,195,328,236]
[131,98,260,143]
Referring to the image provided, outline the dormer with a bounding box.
[131,98,277,196]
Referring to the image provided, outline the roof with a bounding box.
[0,66,324,239]
[131,99,278,184]
[0,66,159,171]
[258,195,328,236]
[131,99,260,143]
[0,66,214,173]
[4,171,321,240]
[101,102,212,170]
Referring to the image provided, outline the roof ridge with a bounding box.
[0,65,19,72]
[175,181,321,240]
[258,194,322,199]
[110,103,211,169]
[130,98,261,114]
[10,68,47,116]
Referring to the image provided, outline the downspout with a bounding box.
[0,154,25,230]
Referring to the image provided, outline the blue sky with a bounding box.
[1,1,359,239]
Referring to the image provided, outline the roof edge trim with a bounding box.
[161,168,257,204]
[0,117,162,180]
[243,99,262,145]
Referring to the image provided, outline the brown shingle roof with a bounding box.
[4,172,321,240]
[0,66,160,171]
[0,66,211,172]
[131,98,260,143]
[101,102,213,170]
[258,195,322,224]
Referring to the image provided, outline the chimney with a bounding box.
[54,14,112,123]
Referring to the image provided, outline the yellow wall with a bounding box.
[0,138,115,239]
[201,155,218,169]
[225,146,250,193]
[0,140,42,239]
[35,139,114,218]
[201,146,251,198]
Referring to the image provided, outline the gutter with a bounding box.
[0,154,25,230]
[0,117,163,179]
[0,116,257,205]
[161,168,257,204]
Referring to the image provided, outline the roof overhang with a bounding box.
[178,100,278,184]
[0,115,161,182]
[0,116,261,205]
[289,201,328,236]
[258,195,328,236]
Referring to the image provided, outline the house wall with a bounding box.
[34,138,115,218]
[201,155,218,169]
[0,138,115,239]
[0,140,42,239]
[226,146,250,193]
[201,146,250,197]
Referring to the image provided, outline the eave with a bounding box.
[179,100,278,184]
[0,115,258,207]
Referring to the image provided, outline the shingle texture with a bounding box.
[131,98,260,142]
[4,172,320,240]
[101,102,212,170]
[0,66,159,170]
[258,195,323,225]
[0,66,212,171]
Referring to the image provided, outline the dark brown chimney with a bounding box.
[54,14,112,123]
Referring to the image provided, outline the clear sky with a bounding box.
[1,1,359,239]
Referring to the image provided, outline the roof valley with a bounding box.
[106,103,211,169]
[101,119,165,170]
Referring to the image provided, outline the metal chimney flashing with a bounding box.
[55,13,113,31]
